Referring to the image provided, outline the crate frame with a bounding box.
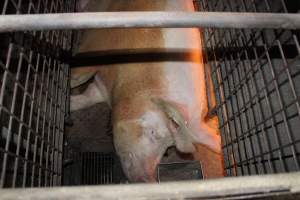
[0,0,299,199]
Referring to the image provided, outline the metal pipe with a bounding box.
[0,172,300,199]
[0,12,300,32]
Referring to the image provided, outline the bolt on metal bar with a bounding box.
[0,12,299,32]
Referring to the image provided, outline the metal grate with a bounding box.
[63,151,127,186]
[195,0,300,176]
[157,161,203,182]
[80,152,115,185]
[0,0,74,188]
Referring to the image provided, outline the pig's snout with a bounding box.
[120,153,159,183]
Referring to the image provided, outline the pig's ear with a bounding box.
[71,71,96,89]
[151,98,196,153]
[167,117,196,153]
[152,98,222,154]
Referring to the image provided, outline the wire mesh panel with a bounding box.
[80,152,115,185]
[195,0,300,176]
[0,0,74,188]
[63,150,127,186]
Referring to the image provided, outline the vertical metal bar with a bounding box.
[105,154,107,184]
[51,59,61,186]
[96,153,98,184]
[91,152,93,185]
[49,59,56,186]
[87,152,89,184]
[91,152,94,184]
[92,152,94,184]
[50,59,60,186]
[93,152,97,185]
[81,152,84,185]
[110,154,113,183]
[89,152,90,184]
[100,153,103,184]
[99,153,101,184]
[89,152,91,184]
[85,152,87,185]
[43,58,54,187]
[105,154,108,184]
[57,62,67,186]
[84,152,87,185]
[30,56,47,187]
[1,0,9,14]
[30,56,46,187]
[0,43,13,122]
[28,53,42,187]
[0,43,13,187]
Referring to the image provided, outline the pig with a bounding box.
[71,0,222,182]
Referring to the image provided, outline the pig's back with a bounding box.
[77,0,206,121]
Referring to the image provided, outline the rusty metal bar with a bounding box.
[0,12,300,32]
[0,172,300,200]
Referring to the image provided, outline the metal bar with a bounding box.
[93,152,95,185]
[43,58,54,187]
[0,172,299,200]
[103,154,106,184]
[0,12,300,32]
[29,53,42,187]
[30,56,47,188]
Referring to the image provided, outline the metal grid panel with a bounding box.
[80,152,114,185]
[157,161,203,182]
[0,0,74,188]
[195,0,300,176]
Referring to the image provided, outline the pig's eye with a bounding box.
[149,129,162,140]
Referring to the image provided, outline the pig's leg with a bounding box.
[70,81,106,111]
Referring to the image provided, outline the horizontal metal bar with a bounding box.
[1,172,300,199]
[0,12,300,32]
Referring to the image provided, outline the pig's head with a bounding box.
[113,98,211,182]
[113,109,173,182]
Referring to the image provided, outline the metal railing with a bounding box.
[0,12,299,32]
[0,172,300,200]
